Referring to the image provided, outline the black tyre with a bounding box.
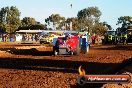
[74,40,80,55]
[84,44,89,54]
[40,41,42,44]
[70,51,74,55]
[54,50,58,56]
[53,46,58,56]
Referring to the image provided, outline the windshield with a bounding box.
[107,31,115,35]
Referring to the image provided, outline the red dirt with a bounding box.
[0,43,132,88]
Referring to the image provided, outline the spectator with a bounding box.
[91,34,96,44]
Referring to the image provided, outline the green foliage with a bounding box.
[77,6,101,21]
[18,17,47,31]
[21,17,37,27]
[93,22,108,35]
[116,16,132,32]
[18,22,46,30]
[65,17,79,30]
[0,6,21,33]
[77,6,107,34]
[45,14,65,30]
[117,16,132,26]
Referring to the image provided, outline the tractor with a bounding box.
[127,28,132,43]
[117,33,128,45]
[40,34,59,44]
[52,31,89,56]
[103,30,117,45]
[115,26,132,44]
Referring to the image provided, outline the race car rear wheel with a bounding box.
[70,51,74,55]
[74,41,80,55]
[54,50,58,56]
[53,46,58,56]
[85,44,89,54]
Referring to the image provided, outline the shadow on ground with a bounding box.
[0,57,132,74]
[92,45,132,51]
[0,57,132,88]
[0,47,53,56]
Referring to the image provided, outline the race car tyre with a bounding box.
[54,50,58,56]
[70,51,74,55]
[53,46,58,56]
[85,45,89,54]
[74,41,80,55]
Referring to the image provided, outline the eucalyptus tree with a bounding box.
[0,6,21,33]
[21,17,36,26]
[77,6,102,33]
[19,17,46,30]
[93,22,108,35]
[65,17,79,30]
[116,16,132,32]
[45,14,65,30]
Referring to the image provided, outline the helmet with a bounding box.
[64,32,70,36]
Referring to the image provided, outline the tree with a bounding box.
[0,7,6,33]
[103,22,112,30]
[77,6,102,33]
[0,6,21,33]
[65,17,79,30]
[93,22,108,35]
[116,16,132,32]
[45,14,65,30]
[18,18,46,30]
[77,6,101,22]
[21,17,36,27]
[30,24,47,30]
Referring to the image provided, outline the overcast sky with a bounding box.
[0,0,132,29]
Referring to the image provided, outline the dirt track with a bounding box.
[0,43,132,88]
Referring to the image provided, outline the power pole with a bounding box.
[70,4,72,31]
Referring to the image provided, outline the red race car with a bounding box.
[53,35,80,55]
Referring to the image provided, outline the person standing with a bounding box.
[91,33,96,44]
